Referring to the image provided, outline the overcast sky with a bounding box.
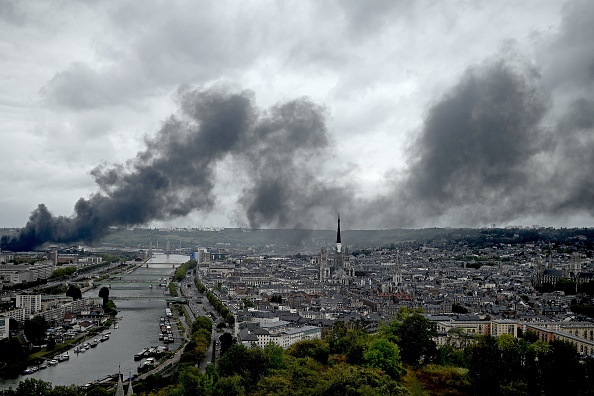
[2,0,594,236]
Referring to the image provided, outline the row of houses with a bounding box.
[0,261,55,285]
[431,315,594,355]
[0,294,106,339]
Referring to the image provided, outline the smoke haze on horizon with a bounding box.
[2,1,594,250]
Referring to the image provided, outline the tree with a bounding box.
[213,375,244,396]
[524,340,549,395]
[363,338,404,379]
[254,375,293,396]
[263,342,285,370]
[325,320,347,353]
[12,378,52,396]
[178,366,212,396]
[555,278,577,295]
[497,334,526,387]
[466,335,501,395]
[192,316,213,333]
[541,340,582,395]
[436,344,467,367]
[98,287,109,308]
[65,285,82,300]
[104,300,118,316]
[49,266,77,280]
[287,339,329,365]
[324,320,368,359]
[522,330,539,343]
[217,344,269,390]
[225,312,235,326]
[322,364,406,396]
[0,337,26,364]
[219,332,235,356]
[49,384,83,396]
[24,316,47,345]
[382,312,437,366]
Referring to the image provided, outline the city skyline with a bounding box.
[1,1,594,248]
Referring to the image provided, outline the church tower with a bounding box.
[334,215,344,272]
[570,252,581,277]
[320,215,353,283]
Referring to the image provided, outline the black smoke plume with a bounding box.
[4,3,594,250]
[1,88,349,251]
[393,60,550,226]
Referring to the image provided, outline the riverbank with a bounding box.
[0,254,187,389]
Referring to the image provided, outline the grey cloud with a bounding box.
[40,63,134,110]
[332,0,412,38]
[550,98,594,214]
[0,0,26,24]
[385,60,551,226]
[541,1,594,94]
[235,97,353,229]
[1,88,351,250]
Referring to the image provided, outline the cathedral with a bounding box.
[532,252,593,288]
[319,216,354,285]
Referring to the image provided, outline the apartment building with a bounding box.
[239,324,321,349]
[0,316,8,340]
[15,294,42,315]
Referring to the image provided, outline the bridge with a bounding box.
[109,296,189,304]
[94,280,169,285]
[143,262,183,268]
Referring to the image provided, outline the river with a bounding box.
[0,253,189,389]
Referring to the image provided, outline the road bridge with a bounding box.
[109,296,189,304]
[95,279,168,284]
[142,263,182,268]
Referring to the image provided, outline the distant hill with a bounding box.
[3,226,594,254]
[92,227,485,251]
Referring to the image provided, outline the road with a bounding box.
[179,275,224,371]
[135,273,226,378]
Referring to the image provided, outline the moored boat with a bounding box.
[22,366,38,375]
[134,348,148,360]
[57,352,69,362]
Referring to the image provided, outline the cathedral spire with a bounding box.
[115,367,124,396]
[336,214,342,253]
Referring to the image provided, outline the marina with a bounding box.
[0,253,188,390]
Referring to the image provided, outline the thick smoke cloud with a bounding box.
[4,2,594,250]
[1,88,349,251]
[366,2,594,228]
[392,60,550,226]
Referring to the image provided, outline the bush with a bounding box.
[419,364,470,391]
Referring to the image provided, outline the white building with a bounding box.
[0,316,9,340]
[239,323,322,349]
[0,261,55,285]
[1,308,27,323]
[16,294,42,315]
